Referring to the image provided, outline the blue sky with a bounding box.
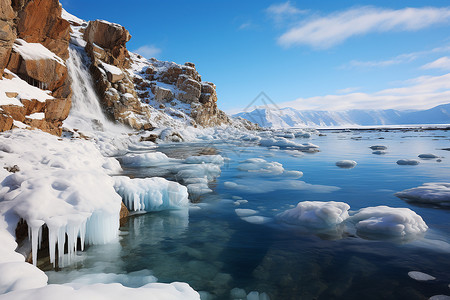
[61,0,450,113]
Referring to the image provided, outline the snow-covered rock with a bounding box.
[395,183,450,206]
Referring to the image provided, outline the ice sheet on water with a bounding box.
[241,216,272,225]
[235,209,258,217]
[224,178,339,194]
[184,155,224,165]
[277,201,350,229]
[395,183,450,206]
[237,158,303,178]
[114,176,189,212]
[351,206,428,238]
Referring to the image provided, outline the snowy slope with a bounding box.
[234,103,450,128]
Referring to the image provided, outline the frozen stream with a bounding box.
[47,129,450,299]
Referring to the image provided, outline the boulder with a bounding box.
[176,74,201,103]
[159,65,182,84]
[0,0,16,75]
[0,112,13,131]
[84,20,130,50]
[152,86,174,102]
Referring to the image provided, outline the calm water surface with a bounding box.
[48,129,450,300]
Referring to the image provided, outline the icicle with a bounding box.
[27,220,44,266]
[57,226,66,267]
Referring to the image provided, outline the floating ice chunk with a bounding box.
[351,206,428,238]
[335,160,357,169]
[64,270,158,288]
[418,153,439,159]
[408,271,436,281]
[174,164,221,182]
[121,152,169,167]
[235,209,258,217]
[277,201,350,229]
[370,145,387,150]
[114,176,189,212]
[395,183,450,206]
[397,159,419,165]
[295,132,312,138]
[238,158,284,175]
[429,295,450,300]
[260,138,319,152]
[224,179,339,194]
[184,155,224,165]
[241,216,271,225]
[187,183,212,196]
[372,150,386,155]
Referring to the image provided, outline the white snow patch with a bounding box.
[26,112,45,120]
[12,121,29,129]
[0,70,53,105]
[101,63,123,76]
[13,39,65,65]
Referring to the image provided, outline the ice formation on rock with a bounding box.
[277,201,350,229]
[114,176,189,212]
[351,206,428,237]
[395,183,450,206]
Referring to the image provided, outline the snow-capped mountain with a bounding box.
[234,103,450,128]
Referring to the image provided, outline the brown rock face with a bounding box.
[0,0,72,135]
[0,0,16,76]
[15,0,70,60]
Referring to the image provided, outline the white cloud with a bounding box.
[266,1,306,23]
[279,73,450,111]
[336,87,360,94]
[134,45,161,58]
[278,6,450,48]
[422,56,450,70]
[239,22,252,30]
[344,45,450,69]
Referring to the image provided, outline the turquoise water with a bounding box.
[48,129,450,299]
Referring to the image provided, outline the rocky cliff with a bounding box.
[80,18,230,130]
[0,0,71,135]
[0,0,235,136]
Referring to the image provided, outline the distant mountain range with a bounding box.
[233,103,450,128]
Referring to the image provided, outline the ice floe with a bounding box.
[372,150,386,155]
[408,271,436,281]
[277,201,350,229]
[120,152,169,167]
[418,153,440,159]
[237,158,302,178]
[335,160,357,169]
[370,145,387,150]
[235,209,258,217]
[395,183,450,207]
[224,179,339,194]
[351,206,428,238]
[397,159,420,165]
[259,137,319,152]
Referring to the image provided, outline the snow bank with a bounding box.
[335,160,357,169]
[0,130,123,268]
[395,183,450,206]
[121,152,169,167]
[0,70,53,105]
[351,206,428,237]
[0,281,200,300]
[114,176,189,212]
[277,201,350,229]
[397,159,419,165]
[13,39,65,65]
[101,63,122,76]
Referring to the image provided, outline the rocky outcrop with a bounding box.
[83,19,154,130]
[0,0,72,135]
